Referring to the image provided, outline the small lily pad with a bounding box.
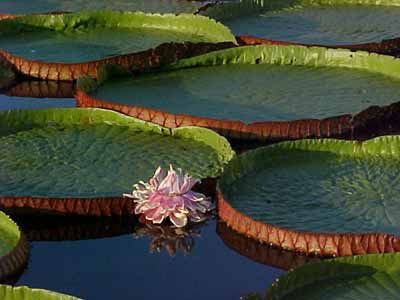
[267,253,400,300]
[0,211,29,282]
[0,285,80,300]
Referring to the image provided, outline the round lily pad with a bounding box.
[218,135,400,256]
[0,11,235,64]
[204,0,400,45]
[0,211,29,283]
[267,253,400,300]
[0,285,80,300]
[0,0,203,15]
[77,44,400,141]
[0,108,233,215]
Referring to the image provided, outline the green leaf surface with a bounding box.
[168,45,400,80]
[0,285,81,300]
[223,4,400,45]
[0,108,234,198]
[92,60,400,123]
[90,44,400,123]
[0,11,235,63]
[219,136,400,235]
[0,211,19,259]
[267,253,400,300]
[202,0,400,21]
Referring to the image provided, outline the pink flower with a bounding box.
[123,165,212,227]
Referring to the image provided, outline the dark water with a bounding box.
[0,95,75,111]
[15,218,284,300]
[0,85,285,299]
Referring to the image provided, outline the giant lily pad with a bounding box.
[0,0,204,15]
[0,285,80,300]
[0,108,233,215]
[0,11,235,63]
[0,11,236,81]
[77,44,400,142]
[204,0,400,46]
[218,135,400,256]
[0,211,29,282]
[267,253,400,300]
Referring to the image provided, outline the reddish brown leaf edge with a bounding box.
[217,192,400,257]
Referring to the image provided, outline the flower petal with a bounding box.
[169,212,188,228]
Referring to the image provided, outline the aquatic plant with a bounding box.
[124,165,212,227]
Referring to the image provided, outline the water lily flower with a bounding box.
[123,165,212,228]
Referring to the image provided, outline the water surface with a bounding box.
[16,219,284,300]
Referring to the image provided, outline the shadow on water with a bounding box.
[217,221,321,271]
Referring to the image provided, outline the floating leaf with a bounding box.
[0,211,29,283]
[77,44,400,141]
[218,136,400,256]
[267,253,400,300]
[0,11,235,63]
[0,108,233,215]
[0,285,81,300]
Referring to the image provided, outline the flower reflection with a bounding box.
[133,216,212,257]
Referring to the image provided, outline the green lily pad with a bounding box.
[219,135,400,236]
[0,285,80,300]
[204,0,400,45]
[0,11,235,63]
[0,108,233,198]
[0,211,20,262]
[267,253,400,300]
[89,45,400,123]
[0,211,29,282]
[0,0,203,14]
